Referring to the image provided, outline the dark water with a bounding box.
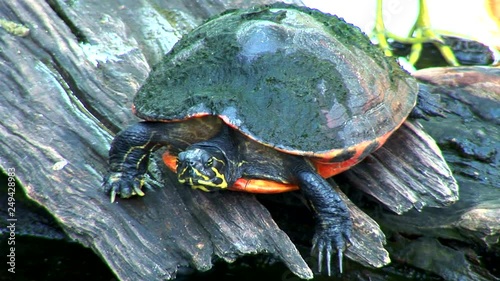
[0,236,114,281]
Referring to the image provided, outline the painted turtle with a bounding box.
[103,3,437,275]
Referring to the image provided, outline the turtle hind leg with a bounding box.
[290,158,352,275]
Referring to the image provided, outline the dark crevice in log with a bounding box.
[45,0,89,43]
[49,53,120,134]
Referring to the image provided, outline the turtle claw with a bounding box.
[311,221,350,276]
[338,247,343,274]
[102,172,145,202]
[313,240,343,276]
[133,185,145,197]
[110,189,117,203]
[314,239,333,276]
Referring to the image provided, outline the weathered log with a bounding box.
[1,0,498,280]
[342,121,459,215]
[375,66,500,281]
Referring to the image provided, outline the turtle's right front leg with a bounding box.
[103,122,175,202]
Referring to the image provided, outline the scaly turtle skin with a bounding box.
[103,3,426,275]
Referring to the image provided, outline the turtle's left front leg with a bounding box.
[290,158,352,275]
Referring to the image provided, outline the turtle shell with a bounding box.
[133,3,418,162]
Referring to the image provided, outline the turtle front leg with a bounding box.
[291,158,352,275]
[103,122,172,202]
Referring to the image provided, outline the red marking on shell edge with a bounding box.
[218,115,241,130]
[163,112,212,122]
[189,112,212,118]
[312,128,394,178]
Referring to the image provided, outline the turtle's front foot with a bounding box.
[312,215,352,275]
[102,172,145,202]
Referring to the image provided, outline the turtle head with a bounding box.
[176,147,230,192]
